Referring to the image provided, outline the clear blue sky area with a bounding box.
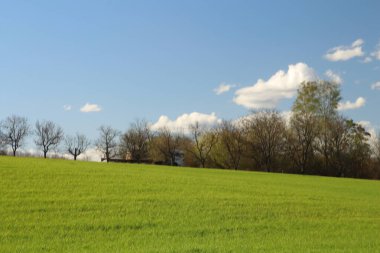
[1,0,379,140]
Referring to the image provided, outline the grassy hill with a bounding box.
[0,156,379,252]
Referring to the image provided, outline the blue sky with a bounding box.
[1,0,380,142]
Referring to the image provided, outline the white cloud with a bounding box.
[82,148,103,162]
[372,51,380,60]
[362,57,372,63]
[233,62,317,109]
[338,97,366,111]
[214,83,236,95]
[371,42,380,60]
[352,39,364,47]
[80,103,102,113]
[371,81,380,90]
[151,112,222,133]
[324,70,343,84]
[324,39,365,61]
[63,105,72,111]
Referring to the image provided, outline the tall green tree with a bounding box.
[315,81,341,173]
[290,80,341,174]
[290,81,320,173]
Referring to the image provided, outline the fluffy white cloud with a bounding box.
[214,83,236,95]
[324,70,343,84]
[324,39,365,61]
[82,148,103,162]
[80,103,102,113]
[63,105,72,111]
[371,81,380,90]
[338,97,366,111]
[233,62,317,109]
[151,112,222,133]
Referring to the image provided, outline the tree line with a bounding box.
[0,117,117,161]
[1,81,379,179]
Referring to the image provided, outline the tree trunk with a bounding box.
[74,148,78,161]
[106,149,110,163]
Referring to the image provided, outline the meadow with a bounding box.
[0,156,379,252]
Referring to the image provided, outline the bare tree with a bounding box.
[65,133,90,160]
[34,120,64,158]
[328,116,351,176]
[151,127,184,165]
[95,125,120,162]
[188,122,218,168]
[213,120,244,170]
[289,113,318,174]
[120,119,151,162]
[244,110,286,172]
[0,115,30,156]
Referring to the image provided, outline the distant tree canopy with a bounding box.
[119,120,151,162]
[244,110,286,172]
[0,80,379,179]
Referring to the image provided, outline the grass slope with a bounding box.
[0,156,379,253]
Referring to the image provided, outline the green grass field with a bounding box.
[0,156,379,252]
